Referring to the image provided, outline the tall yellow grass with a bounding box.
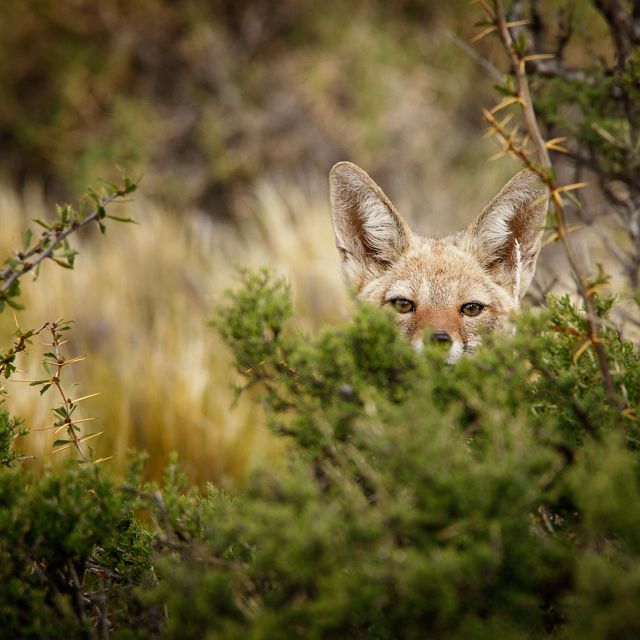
[0,177,351,484]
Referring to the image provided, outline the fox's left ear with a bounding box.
[465,170,548,301]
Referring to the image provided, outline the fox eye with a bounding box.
[390,298,415,314]
[461,302,485,317]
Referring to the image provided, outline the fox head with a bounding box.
[329,162,547,361]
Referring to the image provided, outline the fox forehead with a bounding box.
[360,235,513,310]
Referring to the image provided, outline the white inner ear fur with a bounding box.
[330,162,412,288]
[477,202,514,256]
[357,191,405,260]
[513,238,523,307]
[465,170,547,301]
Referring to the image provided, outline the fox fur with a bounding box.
[329,161,547,361]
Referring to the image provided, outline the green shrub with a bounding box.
[0,410,27,466]
[1,270,639,638]
[0,460,153,638]
[138,271,637,639]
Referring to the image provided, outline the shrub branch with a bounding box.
[479,0,617,404]
[0,179,137,309]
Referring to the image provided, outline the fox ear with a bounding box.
[329,162,412,290]
[465,170,547,301]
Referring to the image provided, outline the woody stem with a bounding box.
[492,0,616,404]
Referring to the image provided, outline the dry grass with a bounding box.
[0,176,351,484]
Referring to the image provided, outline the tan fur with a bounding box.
[329,162,547,360]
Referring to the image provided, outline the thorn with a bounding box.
[471,24,498,43]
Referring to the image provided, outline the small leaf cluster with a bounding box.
[0,174,137,313]
[0,324,45,383]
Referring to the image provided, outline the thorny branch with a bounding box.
[8,320,103,462]
[47,321,91,462]
[508,0,640,292]
[478,0,618,404]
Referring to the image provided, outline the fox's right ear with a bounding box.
[329,162,412,290]
[465,170,547,301]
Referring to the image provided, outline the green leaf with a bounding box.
[29,379,51,387]
[87,187,100,206]
[22,229,33,251]
[105,214,137,224]
[6,298,24,311]
[98,177,119,192]
[78,198,91,217]
[124,178,138,194]
[51,258,73,269]
[32,218,51,230]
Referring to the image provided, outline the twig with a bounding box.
[67,558,96,640]
[446,29,503,81]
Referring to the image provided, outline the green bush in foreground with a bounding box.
[1,270,640,638]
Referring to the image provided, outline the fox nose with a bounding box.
[430,331,452,344]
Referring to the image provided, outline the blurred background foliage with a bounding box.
[0,0,637,483]
[0,0,493,216]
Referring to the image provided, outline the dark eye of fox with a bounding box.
[461,302,485,317]
[391,298,415,314]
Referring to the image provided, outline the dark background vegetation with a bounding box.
[1,0,486,217]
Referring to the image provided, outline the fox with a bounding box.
[329,161,547,361]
